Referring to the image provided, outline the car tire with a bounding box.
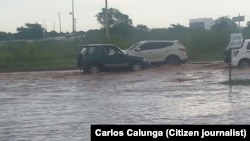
[88,64,100,74]
[131,62,142,72]
[165,56,180,65]
[238,59,250,68]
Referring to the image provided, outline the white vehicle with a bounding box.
[226,33,244,50]
[231,39,250,67]
[125,40,188,65]
[223,33,244,63]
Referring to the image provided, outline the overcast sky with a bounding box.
[1,0,250,33]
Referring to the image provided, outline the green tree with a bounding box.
[110,23,134,37]
[212,16,237,32]
[242,21,250,39]
[47,31,59,37]
[169,24,187,32]
[96,8,132,29]
[96,8,134,38]
[16,23,44,40]
[135,24,149,32]
[247,21,250,27]
[0,31,14,41]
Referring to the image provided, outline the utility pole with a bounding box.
[105,0,109,39]
[58,12,62,33]
[238,13,241,33]
[70,0,76,33]
[43,19,46,39]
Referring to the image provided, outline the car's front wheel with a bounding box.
[88,64,100,74]
[131,62,142,72]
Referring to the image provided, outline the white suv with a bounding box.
[231,39,250,67]
[125,40,188,65]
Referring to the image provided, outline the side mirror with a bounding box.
[135,47,141,51]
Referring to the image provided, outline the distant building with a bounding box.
[189,18,214,30]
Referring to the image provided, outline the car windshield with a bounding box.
[127,42,142,50]
[116,47,126,55]
[81,47,87,54]
[110,45,125,55]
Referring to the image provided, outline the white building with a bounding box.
[189,18,214,30]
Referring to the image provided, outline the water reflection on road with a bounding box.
[0,66,249,140]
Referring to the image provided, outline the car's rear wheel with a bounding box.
[165,56,180,65]
[238,59,250,67]
[88,64,100,74]
[131,62,142,72]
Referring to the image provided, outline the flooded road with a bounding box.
[0,63,250,141]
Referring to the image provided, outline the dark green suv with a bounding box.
[76,44,150,74]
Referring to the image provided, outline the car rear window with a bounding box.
[88,47,95,54]
[163,42,174,47]
[86,46,100,55]
[247,42,250,50]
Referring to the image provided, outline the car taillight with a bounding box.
[179,48,186,52]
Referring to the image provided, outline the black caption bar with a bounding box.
[91,125,249,141]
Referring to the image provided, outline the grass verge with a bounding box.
[0,40,82,72]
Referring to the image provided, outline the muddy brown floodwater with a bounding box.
[0,63,250,141]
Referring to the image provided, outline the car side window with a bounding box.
[247,43,250,50]
[140,42,173,50]
[140,43,157,50]
[86,47,97,55]
[105,47,117,56]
